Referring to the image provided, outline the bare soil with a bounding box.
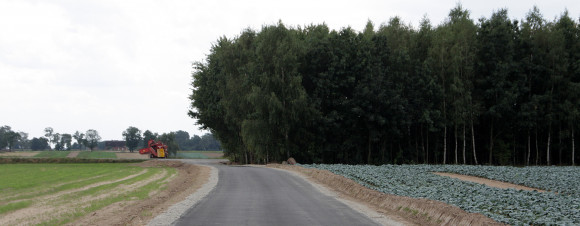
[0,152,37,157]
[69,160,210,226]
[202,152,224,158]
[432,172,546,192]
[66,151,80,158]
[269,164,504,226]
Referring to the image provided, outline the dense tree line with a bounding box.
[189,5,580,165]
[0,125,219,154]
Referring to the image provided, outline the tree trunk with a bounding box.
[527,130,531,166]
[559,127,563,165]
[547,130,551,165]
[535,129,539,165]
[367,129,372,164]
[489,123,494,165]
[443,125,447,164]
[285,131,290,159]
[421,124,426,164]
[572,127,575,166]
[463,125,466,164]
[426,130,430,164]
[471,120,478,165]
[415,130,419,164]
[381,138,386,164]
[443,96,447,165]
[454,125,458,164]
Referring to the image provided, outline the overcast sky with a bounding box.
[1,0,578,141]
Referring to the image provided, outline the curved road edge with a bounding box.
[147,164,219,226]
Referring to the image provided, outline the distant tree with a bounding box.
[142,130,157,147]
[159,132,179,157]
[122,126,142,152]
[44,127,56,148]
[73,131,85,150]
[174,130,190,150]
[53,133,63,150]
[17,132,29,150]
[0,125,12,149]
[190,135,202,150]
[30,137,50,150]
[85,129,101,151]
[60,134,72,150]
[5,131,21,151]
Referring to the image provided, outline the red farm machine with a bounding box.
[139,140,168,158]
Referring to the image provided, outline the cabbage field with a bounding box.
[303,164,580,225]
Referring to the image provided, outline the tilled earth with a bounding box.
[68,160,209,226]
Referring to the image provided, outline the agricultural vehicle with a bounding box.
[139,140,168,158]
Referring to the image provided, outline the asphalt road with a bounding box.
[174,160,379,226]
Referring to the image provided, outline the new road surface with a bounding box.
[174,159,380,226]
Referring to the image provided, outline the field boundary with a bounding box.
[0,158,145,164]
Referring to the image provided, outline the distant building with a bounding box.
[104,140,127,151]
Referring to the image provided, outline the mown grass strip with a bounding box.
[40,167,176,225]
[0,164,141,202]
[34,151,70,158]
[0,200,32,215]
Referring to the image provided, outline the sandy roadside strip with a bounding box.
[147,165,219,226]
[432,172,546,192]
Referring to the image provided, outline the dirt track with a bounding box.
[432,172,546,192]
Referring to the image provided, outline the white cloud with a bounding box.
[1,0,579,140]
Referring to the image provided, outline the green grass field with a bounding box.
[76,151,117,159]
[34,151,70,158]
[0,163,175,225]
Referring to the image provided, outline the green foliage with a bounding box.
[142,130,157,147]
[122,126,142,152]
[159,132,179,157]
[85,129,101,151]
[190,6,580,165]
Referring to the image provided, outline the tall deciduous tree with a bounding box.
[85,129,101,151]
[122,126,142,152]
[73,131,85,150]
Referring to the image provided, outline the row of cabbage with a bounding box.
[303,164,580,225]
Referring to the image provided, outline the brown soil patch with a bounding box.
[66,151,80,158]
[203,152,224,158]
[69,160,210,226]
[269,164,504,226]
[116,152,150,159]
[0,152,38,157]
[433,172,546,192]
